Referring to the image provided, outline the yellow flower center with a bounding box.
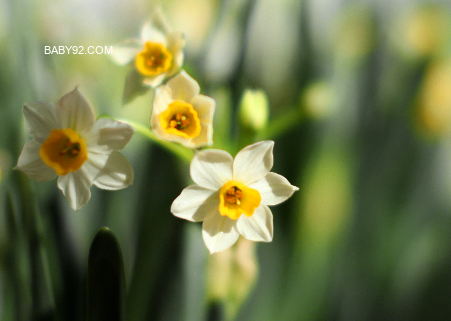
[159,100,201,138]
[39,128,88,176]
[135,41,172,76]
[218,181,261,220]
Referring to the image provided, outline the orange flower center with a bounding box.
[218,181,261,220]
[159,100,201,139]
[39,128,87,175]
[135,42,172,76]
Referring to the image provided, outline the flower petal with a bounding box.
[92,151,134,190]
[190,149,233,190]
[233,140,274,185]
[191,95,216,122]
[167,31,185,70]
[145,7,172,36]
[236,204,273,242]
[189,121,213,148]
[152,85,173,115]
[189,95,215,147]
[142,73,168,88]
[55,88,96,136]
[202,214,240,254]
[171,185,219,222]
[167,70,200,102]
[141,20,167,44]
[23,102,60,142]
[249,172,299,206]
[82,150,109,181]
[14,140,57,182]
[111,38,143,65]
[57,168,93,210]
[151,126,186,146]
[87,118,134,153]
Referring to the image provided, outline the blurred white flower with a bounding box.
[151,70,215,148]
[171,141,298,254]
[15,88,134,210]
[111,8,185,87]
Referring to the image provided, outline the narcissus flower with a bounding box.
[111,8,185,87]
[151,70,215,148]
[171,141,298,254]
[15,88,134,210]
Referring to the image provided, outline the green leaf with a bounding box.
[16,173,56,320]
[86,227,126,321]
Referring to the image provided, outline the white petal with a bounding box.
[110,39,143,65]
[57,169,93,210]
[167,31,185,68]
[147,7,172,35]
[161,132,198,148]
[55,88,96,136]
[83,150,109,180]
[171,185,219,222]
[141,20,167,44]
[189,95,215,147]
[237,204,273,242]
[167,70,200,102]
[86,118,134,153]
[14,140,57,182]
[202,214,240,254]
[23,102,60,142]
[249,172,299,206]
[190,149,233,190]
[142,73,167,88]
[189,122,213,148]
[233,141,274,185]
[191,95,216,122]
[92,151,134,190]
[152,85,173,116]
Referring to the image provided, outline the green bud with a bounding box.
[239,89,269,131]
[301,81,335,119]
[207,238,258,320]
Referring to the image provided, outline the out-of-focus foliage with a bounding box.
[2,0,451,320]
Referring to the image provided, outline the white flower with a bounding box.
[111,7,185,87]
[15,88,134,210]
[151,70,215,148]
[171,141,299,254]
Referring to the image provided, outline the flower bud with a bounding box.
[207,238,258,320]
[239,89,269,131]
[301,81,335,119]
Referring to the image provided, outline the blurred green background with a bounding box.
[2,0,451,320]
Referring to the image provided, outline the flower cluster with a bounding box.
[112,8,215,148]
[15,8,298,254]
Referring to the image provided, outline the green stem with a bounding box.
[120,119,194,163]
